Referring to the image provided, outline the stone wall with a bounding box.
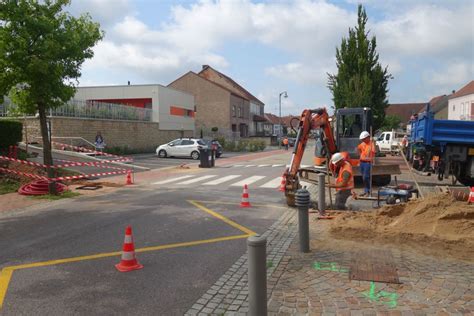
[21,117,193,152]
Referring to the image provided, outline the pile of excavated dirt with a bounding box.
[330,193,474,261]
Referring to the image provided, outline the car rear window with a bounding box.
[197,140,207,145]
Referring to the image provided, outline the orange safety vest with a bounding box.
[358,141,375,162]
[335,161,354,191]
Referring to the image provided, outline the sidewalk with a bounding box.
[186,211,474,315]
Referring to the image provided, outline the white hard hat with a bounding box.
[331,152,345,164]
[359,131,370,140]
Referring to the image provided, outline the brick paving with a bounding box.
[187,209,474,315]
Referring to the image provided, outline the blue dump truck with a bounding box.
[409,108,474,186]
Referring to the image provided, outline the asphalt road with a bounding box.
[0,160,288,315]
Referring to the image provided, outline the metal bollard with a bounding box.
[295,188,310,253]
[247,235,267,316]
[318,173,326,215]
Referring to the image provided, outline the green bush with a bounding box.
[0,120,22,149]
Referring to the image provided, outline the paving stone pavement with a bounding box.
[186,208,473,315]
[185,208,298,315]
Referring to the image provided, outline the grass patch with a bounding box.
[0,178,21,195]
[31,191,81,200]
[266,260,274,269]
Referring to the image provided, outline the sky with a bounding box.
[68,0,474,116]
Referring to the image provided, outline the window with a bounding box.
[197,139,207,145]
[232,105,236,117]
[181,140,194,145]
[385,133,390,141]
[232,124,237,132]
[170,139,182,146]
[453,105,455,111]
[238,107,242,118]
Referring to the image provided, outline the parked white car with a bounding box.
[376,130,406,154]
[156,138,207,160]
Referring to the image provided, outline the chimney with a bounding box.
[202,65,209,70]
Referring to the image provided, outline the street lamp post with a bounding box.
[279,91,288,149]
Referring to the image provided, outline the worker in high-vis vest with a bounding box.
[328,152,354,210]
[357,131,375,196]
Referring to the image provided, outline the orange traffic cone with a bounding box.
[126,170,133,185]
[240,184,251,208]
[278,176,286,192]
[468,187,474,204]
[115,226,143,272]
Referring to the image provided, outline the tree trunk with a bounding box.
[38,104,57,195]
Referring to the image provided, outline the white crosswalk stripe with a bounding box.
[152,175,194,185]
[259,177,282,188]
[231,176,266,187]
[257,164,270,167]
[272,164,284,167]
[203,175,241,185]
[176,175,218,185]
[244,165,255,168]
[233,164,244,167]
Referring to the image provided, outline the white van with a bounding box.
[376,130,406,154]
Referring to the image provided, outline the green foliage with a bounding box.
[379,115,402,131]
[0,177,21,195]
[0,120,23,149]
[0,0,104,113]
[327,4,392,130]
[211,127,218,132]
[222,139,265,152]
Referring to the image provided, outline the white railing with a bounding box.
[0,99,153,122]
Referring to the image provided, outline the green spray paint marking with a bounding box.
[361,281,398,308]
[312,262,348,273]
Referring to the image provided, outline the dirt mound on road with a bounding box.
[330,194,474,261]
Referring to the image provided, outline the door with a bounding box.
[179,139,196,157]
[167,139,182,156]
[380,133,391,152]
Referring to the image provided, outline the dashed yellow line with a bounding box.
[0,200,256,310]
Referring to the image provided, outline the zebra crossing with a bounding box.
[152,173,283,189]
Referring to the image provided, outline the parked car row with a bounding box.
[156,138,223,160]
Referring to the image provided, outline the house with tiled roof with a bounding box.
[169,65,265,137]
[385,103,426,124]
[448,80,474,120]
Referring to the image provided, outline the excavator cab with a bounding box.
[335,108,372,159]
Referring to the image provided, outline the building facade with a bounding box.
[169,66,265,137]
[74,84,195,131]
[448,81,474,121]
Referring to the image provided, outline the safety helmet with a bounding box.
[330,152,345,165]
[359,131,370,140]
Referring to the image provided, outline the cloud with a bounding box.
[68,0,132,27]
[424,60,473,88]
[265,61,334,85]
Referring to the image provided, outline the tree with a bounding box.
[379,114,402,131]
[327,4,392,130]
[0,0,103,193]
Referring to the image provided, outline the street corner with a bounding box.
[0,200,257,313]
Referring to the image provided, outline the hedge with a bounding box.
[0,120,23,149]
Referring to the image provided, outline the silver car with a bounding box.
[156,138,207,160]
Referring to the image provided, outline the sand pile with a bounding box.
[330,193,474,261]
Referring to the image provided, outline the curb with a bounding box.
[185,208,297,315]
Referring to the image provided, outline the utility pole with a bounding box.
[279,91,288,149]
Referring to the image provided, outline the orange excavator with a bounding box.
[284,107,401,206]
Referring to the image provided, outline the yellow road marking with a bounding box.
[188,200,257,235]
[0,268,13,309]
[0,201,256,310]
[194,200,289,209]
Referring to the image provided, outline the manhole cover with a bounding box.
[350,249,400,284]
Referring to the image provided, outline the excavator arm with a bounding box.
[284,108,336,206]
